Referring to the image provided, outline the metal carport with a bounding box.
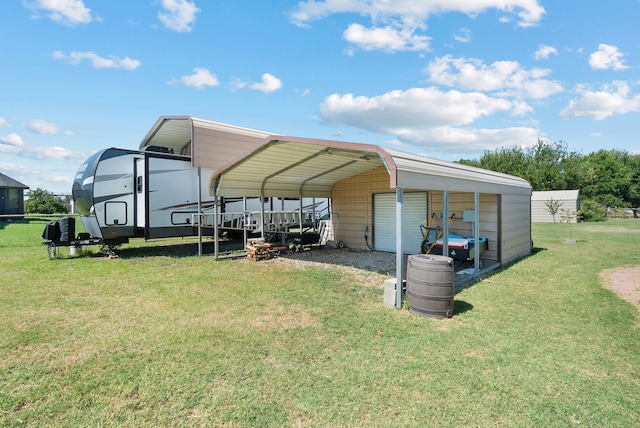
[210,135,532,309]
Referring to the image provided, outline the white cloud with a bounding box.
[25,0,92,26]
[318,85,545,152]
[158,0,200,32]
[290,1,545,54]
[560,81,640,120]
[0,117,9,127]
[343,23,430,51]
[320,87,515,128]
[0,162,77,194]
[175,68,219,88]
[0,133,25,146]
[28,119,73,135]
[394,126,540,153]
[230,76,248,91]
[291,0,545,27]
[249,73,283,93]
[534,44,557,60]
[28,146,79,160]
[0,139,89,162]
[453,28,471,43]
[425,55,563,99]
[53,50,141,70]
[589,44,628,71]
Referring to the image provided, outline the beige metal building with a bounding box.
[133,116,533,307]
[139,116,273,169]
[531,190,580,223]
[211,135,533,305]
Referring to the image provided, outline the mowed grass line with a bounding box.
[0,218,639,427]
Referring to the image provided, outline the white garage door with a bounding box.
[373,192,427,253]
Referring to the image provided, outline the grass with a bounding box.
[1,217,639,427]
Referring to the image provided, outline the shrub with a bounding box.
[579,198,607,222]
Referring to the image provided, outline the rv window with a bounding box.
[137,176,143,193]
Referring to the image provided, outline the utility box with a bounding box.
[383,278,405,308]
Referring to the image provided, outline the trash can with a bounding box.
[406,254,455,319]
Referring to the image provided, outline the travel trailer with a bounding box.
[72,146,216,245]
[72,146,327,247]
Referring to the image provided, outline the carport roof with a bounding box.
[139,116,272,166]
[211,136,532,198]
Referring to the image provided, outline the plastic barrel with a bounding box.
[406,254,455,319]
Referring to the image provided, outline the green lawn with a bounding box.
[1,217,639,427]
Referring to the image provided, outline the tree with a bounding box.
[560,208,581,242]
[24,188,68,214]
[458,142,640,221]
[544,198,563,223]
[459,140,581,191]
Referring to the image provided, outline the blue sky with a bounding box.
[1,0,639,194]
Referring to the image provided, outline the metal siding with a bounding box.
[387,147,532,195]
[500,194,532,264]
[373,192,427,253]
[331,167,395,251]
[139,116,271,170]
[192,125,269,170]
[531,190,580,223]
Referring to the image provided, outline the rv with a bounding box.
[72,147,327,247]
[72,146,217,245]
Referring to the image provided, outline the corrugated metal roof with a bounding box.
[387,148,531,195]
[139,116,272,167]
[0,172,29,189]
[211,137,388,198]
[211,136,532,198]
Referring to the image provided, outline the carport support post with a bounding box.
[443,191,449,256]
[197,166,203,257]
[395,188,404,309]
[260,191,266,240]
[213,195,219,260]
[299,197,304,234]
[474,191,480,272]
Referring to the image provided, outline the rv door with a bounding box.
[135,158,146,229]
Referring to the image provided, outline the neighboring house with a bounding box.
[531,190,580,223]
[0,173,29,216]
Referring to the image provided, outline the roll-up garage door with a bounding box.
[373,192,427,253]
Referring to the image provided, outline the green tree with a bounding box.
[24,188,68,214]
[578,149,635,207]
[459,142,640,220]
[544,198,563,223]
[459,140,581,191]
[459,146,528,178]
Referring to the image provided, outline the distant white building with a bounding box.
[531,190,580,223]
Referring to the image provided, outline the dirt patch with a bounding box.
[600,266,640,311]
